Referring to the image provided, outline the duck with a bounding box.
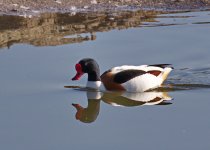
[71,58,173,92]
[72,91,172,123]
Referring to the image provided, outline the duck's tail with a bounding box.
[161,67,173,84]
[148,64,173,84]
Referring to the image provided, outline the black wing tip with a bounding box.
[149,64,174,69]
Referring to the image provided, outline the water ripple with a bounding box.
[162,66,210,91]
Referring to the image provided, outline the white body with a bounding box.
[87,65,172,92]
[108,92,172,107]
[122,92,172,105]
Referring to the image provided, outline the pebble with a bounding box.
[20,5,30,10]
[32,10,40,13]
[91,0,97,4]
[70,6,77,11]
[12,4,18,7]
[84,5,89,9]
[55,0,62,4]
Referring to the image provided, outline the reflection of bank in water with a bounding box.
[72,91,172,123]
[0,10,158,49]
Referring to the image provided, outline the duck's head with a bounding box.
[72,58,100,81]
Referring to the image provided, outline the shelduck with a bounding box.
[72,91,172,123]
[72,58,173,92]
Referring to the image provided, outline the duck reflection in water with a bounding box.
[72,91,173,123]
[72,92,102,123]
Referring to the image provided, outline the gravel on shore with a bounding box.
[0,0,210,16]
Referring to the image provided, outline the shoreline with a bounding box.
[0,0,210,16]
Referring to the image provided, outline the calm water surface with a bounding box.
[0,10,210,150]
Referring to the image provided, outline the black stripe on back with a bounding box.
[113,69,146,84]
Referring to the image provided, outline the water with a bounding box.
[0,10,210,150]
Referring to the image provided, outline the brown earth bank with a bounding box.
[0,0,210,15]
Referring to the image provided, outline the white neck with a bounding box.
[86,81,105,91]
[86,91,104,100]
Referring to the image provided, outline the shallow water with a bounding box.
[0,10,210,150]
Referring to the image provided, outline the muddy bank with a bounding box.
[0,0,210,16]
